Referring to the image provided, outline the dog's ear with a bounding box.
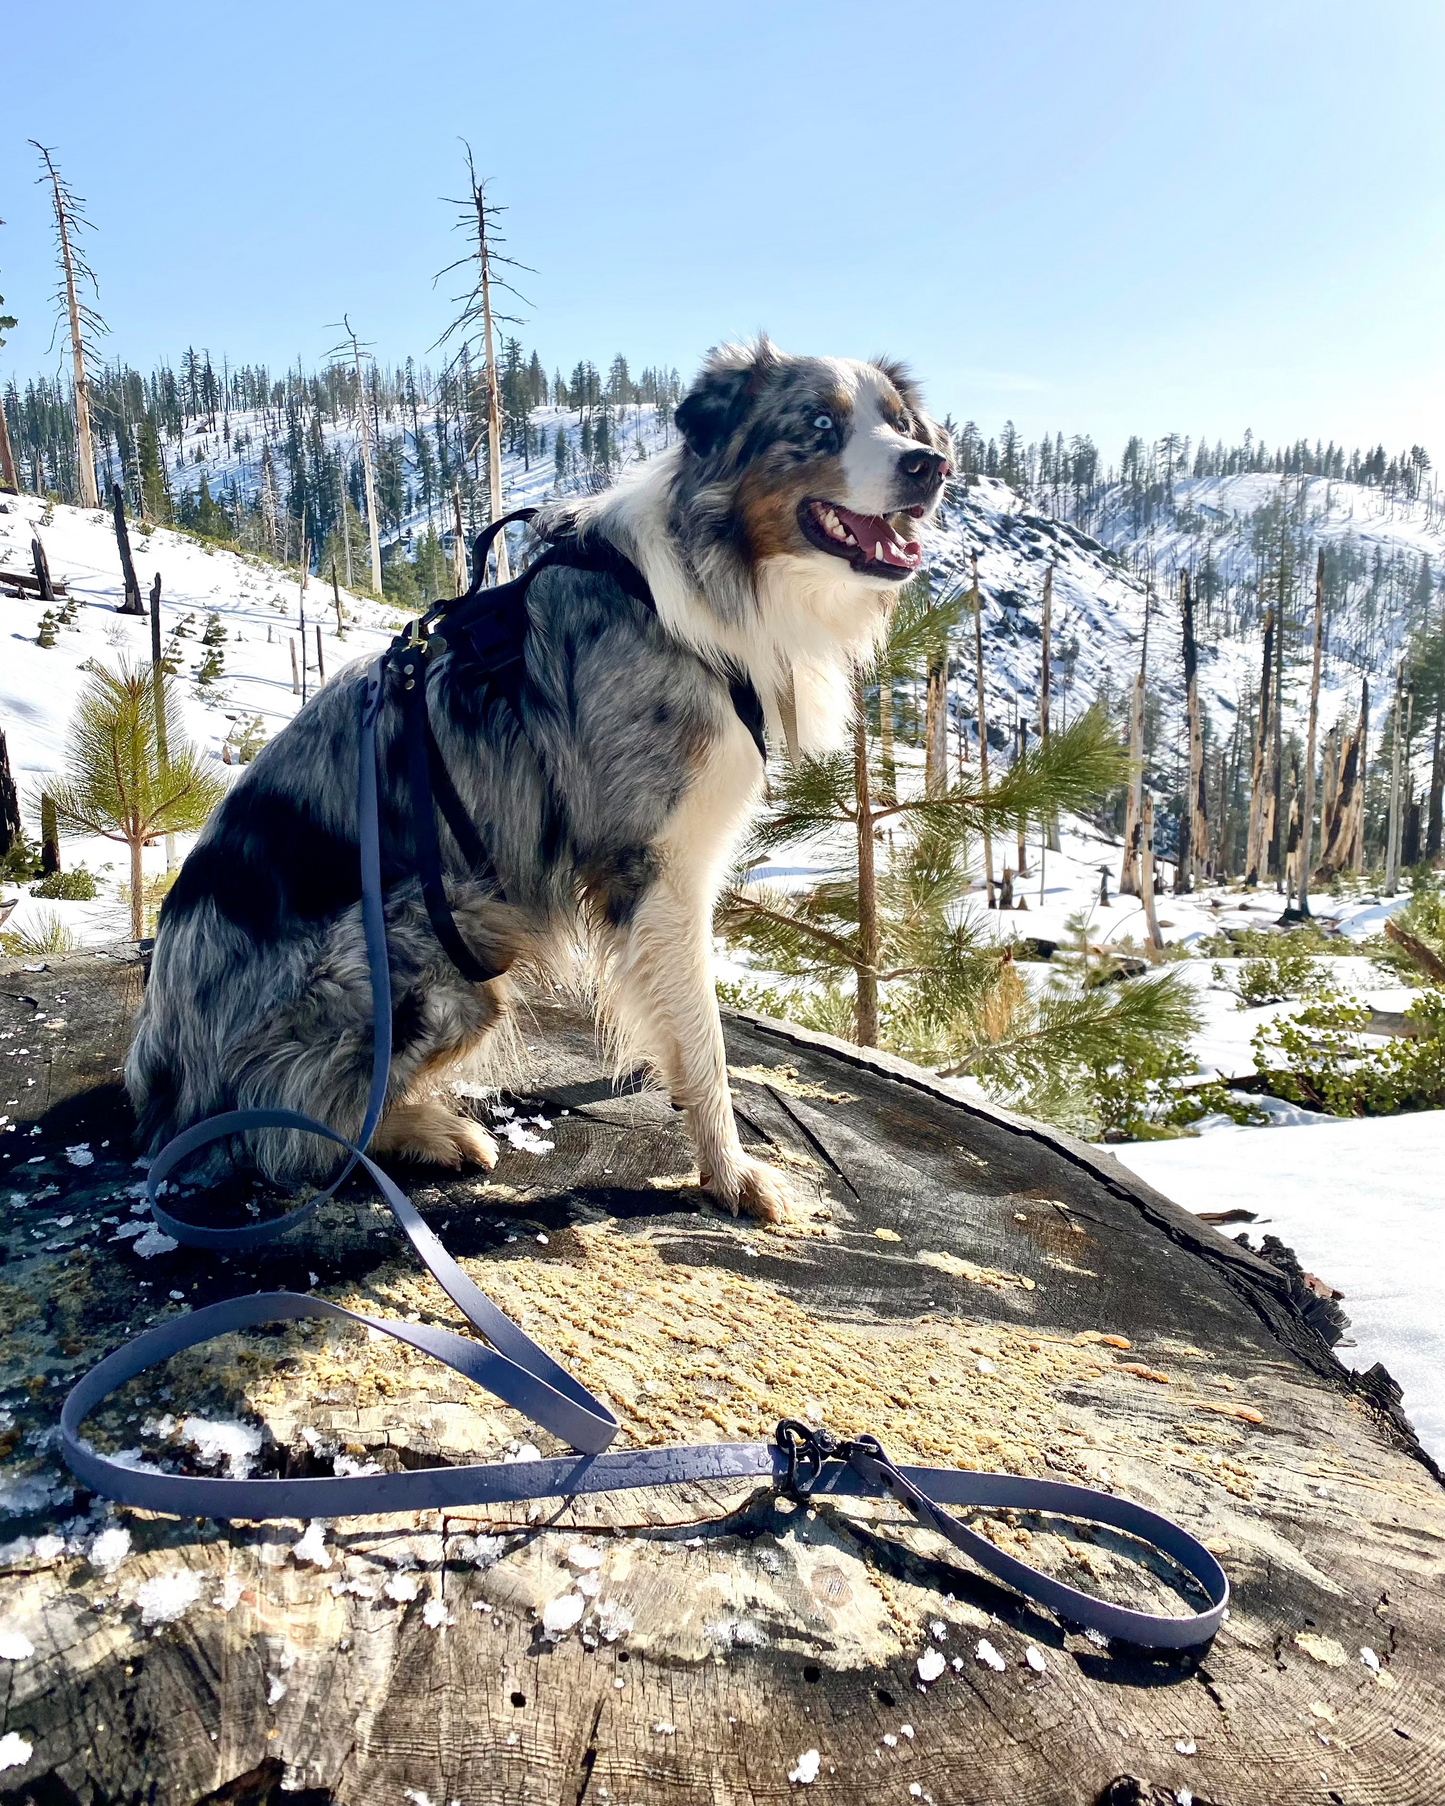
[675,363,753,460]
[675,340,778,459]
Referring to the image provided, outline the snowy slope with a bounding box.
[0,491,399,941]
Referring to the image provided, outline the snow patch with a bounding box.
[788,1749,821,1785]
[179,1415,262,1478]
[136,1571,203,1629]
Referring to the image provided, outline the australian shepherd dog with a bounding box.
[126,340,953,1223]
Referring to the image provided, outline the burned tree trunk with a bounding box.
[0,395,18,493]
[1040,560,1060,852]
[1177,570,1206,892]
[1140,791,1163,949]
[39,792,59,875]
[1244,606,1275,885]
[1120,587,1150,897]
[31,535,55,602]
[0,725,21,858]
[1428,693,1443,862]
[971,553,995,909]
[111,483,145,615]
[1295,550,1325,914]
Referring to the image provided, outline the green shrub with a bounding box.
[1214,944,1323,1008]
[0,909,78,958]
[1253,990,1445,1117]
[1088,1042,1266,1141]
[29,866,97,901]
[0,833,43,883]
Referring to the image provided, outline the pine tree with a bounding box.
[47,661,225,939]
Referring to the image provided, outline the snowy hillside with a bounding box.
[0,491,399,941]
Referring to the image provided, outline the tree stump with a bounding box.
[0,951,1441,1806]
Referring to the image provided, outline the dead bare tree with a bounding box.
[1245,604,1276,886]
[434,146,533,587]
[111,483,145,615]
[31,144,104,510]
[1294,550,1324,915]
[0,221,17,493]
[328,321,382,597]
[971,552,996,908]
[1040,560,1060,852]
[1120,583,1150,896]
[1177,569,1207,893]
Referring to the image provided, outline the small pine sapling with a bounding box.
[45,660,225,940]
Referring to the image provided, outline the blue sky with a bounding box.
[3,0,1442,466]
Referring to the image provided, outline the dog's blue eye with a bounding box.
[813,414,833,431]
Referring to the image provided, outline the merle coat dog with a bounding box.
[126,341,953,1222]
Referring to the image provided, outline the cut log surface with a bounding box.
[0,951,1442,1806]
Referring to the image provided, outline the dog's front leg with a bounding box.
[611,881,794,1226]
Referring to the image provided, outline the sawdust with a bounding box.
[728,1064,857,1105]
[917,1250,1036,1293]
[240,1224,1152,1476]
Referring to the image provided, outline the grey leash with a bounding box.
[60,658,1229,1650]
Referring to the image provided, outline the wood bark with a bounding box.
[111,484,145,615]
[1015,720,1028,877]
[351,336,383,596]
[1040,560,1060,851]
[1353,677,1368,873]
[0,725,21,857]
[148,572,175,874]
[1385,663,1405,895]
[0,398,18,492]
[971,553,995,908]
[452,481,469,596]
[878,673,896,798]
[1140,791,1163,949]
[39,792,59,874]
[289,637,300,695]
[332,561,345,637]
[37,145,99,510]
[298,538,311,707]
[315,622,325,686]
[1428,694,1443,861]
[852,684,879,1046]
[1178,570,1206,892]
[1268,550,1288,885]
[473,186,511,586]
[1244,606,1275,885]
[1119,672,1145,895]
[923,646,947,799]
[9,969,1444,1806]
[31,534,54,602]
[1295,549,1324,914]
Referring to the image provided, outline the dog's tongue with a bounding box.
[833,505,921,569]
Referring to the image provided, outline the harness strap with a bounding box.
[58,623,1231,1653]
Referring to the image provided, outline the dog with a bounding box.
[126,339,953,1223]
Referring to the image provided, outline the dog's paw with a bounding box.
[449,1117,500,1171]
[702,1155,797,1226]
[373,1103,499,1171]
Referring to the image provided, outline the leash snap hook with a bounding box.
[775,1418,839,1500]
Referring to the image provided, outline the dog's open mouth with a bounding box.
[798,498,923,577]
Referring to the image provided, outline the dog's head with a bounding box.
[670,340,952,609]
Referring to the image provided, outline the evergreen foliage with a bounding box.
[45,661,225,939]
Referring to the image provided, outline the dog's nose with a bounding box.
[897,448,949,490]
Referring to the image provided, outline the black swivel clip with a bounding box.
[775,1419,888,1501]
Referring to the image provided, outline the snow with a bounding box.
[788,1749,821,1785]
[88,1525,131,1574]
[292,1520,330,1569]
[1116,1109,1445,1461]
[0,1631,34,1660]
[135,1570,203,1628]
[178,1415,262,1479]
[541,1593,585,1638]
[0,1733,32,1772]
[916,1647,946,1682]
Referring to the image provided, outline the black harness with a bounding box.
[391,510,767,983]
